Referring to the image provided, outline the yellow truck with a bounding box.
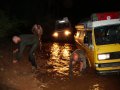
[74,12,120,74]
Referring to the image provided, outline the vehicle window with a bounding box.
[94,24,120,45]
[55,18,71,31]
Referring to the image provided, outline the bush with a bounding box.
[0,10,26,38]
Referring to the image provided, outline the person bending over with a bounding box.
[12,34,39,70]
[69,49,87,79]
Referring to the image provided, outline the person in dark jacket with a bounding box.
[12,34,39,70]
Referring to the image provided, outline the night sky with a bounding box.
[0,0,120,39]
[0,0,120,24]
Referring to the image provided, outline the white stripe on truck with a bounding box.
[92,19,120,27]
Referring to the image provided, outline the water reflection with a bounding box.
[89,83,104,90]
[47,42,73,77]
[50,43,60,60]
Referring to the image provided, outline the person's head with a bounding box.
[37,24,42,29]
[73,53,79,61]
[33,24,38,29]
[12,36,21,44]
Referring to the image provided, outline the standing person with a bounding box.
[12,34,39,70]
[32,24,43,50]
[69,49,87,79]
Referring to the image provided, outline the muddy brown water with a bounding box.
[0,42,120,90]
[46,42,75,77]
[36,42,120,90]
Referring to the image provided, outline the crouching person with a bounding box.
[69,49,87,79]
[12,34,39,70]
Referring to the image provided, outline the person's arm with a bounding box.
[79,61,83,72]
[13,48,19,63]
[38,27,43,40]
[32,25,37,34]
[13,43,24,63]
[39,25,43,33]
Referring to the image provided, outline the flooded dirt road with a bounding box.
[0,42,120,90]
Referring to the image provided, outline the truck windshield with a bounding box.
[94,24,120,45]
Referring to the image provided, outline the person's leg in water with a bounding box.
[79,61,83,72]
[29,43,38,70]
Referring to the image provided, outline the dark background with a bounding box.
[0,0,120,40]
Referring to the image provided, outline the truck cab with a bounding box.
[74,12,120,74]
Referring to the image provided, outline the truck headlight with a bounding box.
[53,32,58,38]
[98,54,110,60]
[64,30,71,36]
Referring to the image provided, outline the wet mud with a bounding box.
[0,42,120,90]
